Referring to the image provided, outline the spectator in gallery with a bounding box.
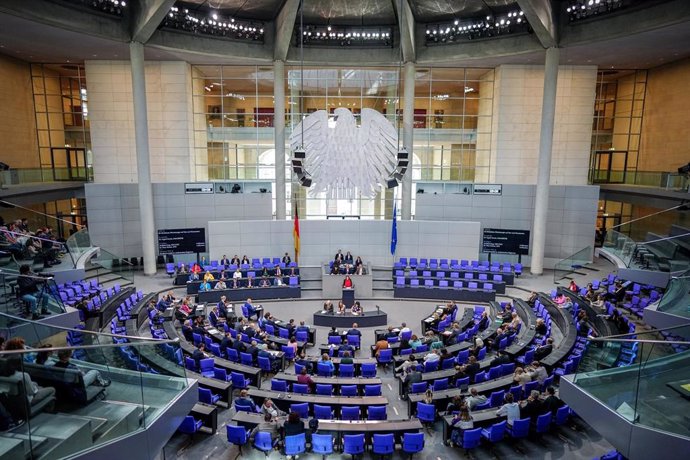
[354,256,364,275]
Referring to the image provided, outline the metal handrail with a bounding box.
[0,339,180,356]
[0,310,168,342]
[588,337,690,345]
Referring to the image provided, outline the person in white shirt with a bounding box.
[423,349,440,364]
[466,387,487,410]
[233,268,242,280]
[495,393,520,427]
[214,279,227,290]
[398,322,411,337]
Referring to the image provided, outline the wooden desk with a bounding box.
[273,372,381,393]
[247,388,387,417]
[406,375,514,417]
[232,411,422,444]
[397,368,457,397]
[191,402,218,435]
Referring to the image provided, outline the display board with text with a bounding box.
[482,228,530,255]
[158,228,206,255]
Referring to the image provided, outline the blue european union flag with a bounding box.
[390,204,398,255]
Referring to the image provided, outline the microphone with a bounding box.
[376,305,380,315]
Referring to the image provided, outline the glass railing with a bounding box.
[602,229,637,267]
[0,167,93,186]
[590,169,689,192]
[65,228,93,263]
[91,247,135,286]
[553,246,593,282]
[0,313,187,458]
[657,273,690,319]
[571,326,690,439]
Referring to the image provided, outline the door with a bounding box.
[50,147,88,181]
[590,150,628,184]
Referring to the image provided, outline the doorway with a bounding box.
[50,147,88,181]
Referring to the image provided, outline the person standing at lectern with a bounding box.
[342,275,353,289]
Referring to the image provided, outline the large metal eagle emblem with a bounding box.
[289,108,399,199]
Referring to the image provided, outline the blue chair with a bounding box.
[501,363,515,376]
[341,406,360,421]
[199,387,220,405]
[226,348,239,362]
[271,379,288,392]
[281,345,296,361]
[423,360,439,373]
[368,405,387,420]
[290,402,309,419]
[488,365,502,380]
[554,404,571,426]
[240,352,254,367]
[293,383,309,394]
[377,349,393,367]
[231,371,251,390]
[361,363,377,378]
[285,433,306,457]
[489,390,505,408]
[192,333,203,346]
[416,402,436,425]
[475,401,491,410]
[214,367,232,382]
[253,431,277,456]
[509,385,522,401]
[432,378,449,391]
[258,356,273,376]
[341,385,358,397]
[317,362,334,377]
[312,433,334,459]
[316,384,333,396]
[178,415,202,434]
[343,434,365,458]
[199,358,215,378]
[364,384,382,396]
[184,357,196,371]
[535,412,552,435]
[346,334,361,349]
[296,330,309,343]
[508,417,531,439]
[459,427,482,452]
[516,347,535,365]
[402,432,425,457]
[328,335,342,345]
[314,404,334,420]
[234,401,257,413]
[411,382,427,393]
[339,364,355,377]
[481,420,507,443]
[372,433,394,456]
[209,343,223,358]
[227,425,250,453]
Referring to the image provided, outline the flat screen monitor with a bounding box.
[482,228,530,255]
[157,228,206,255]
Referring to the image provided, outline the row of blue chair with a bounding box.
[395,277,497,291]
[228,427,425,458]
[397,257,521,272]
[294,361,377,378]
[270,378,382,397]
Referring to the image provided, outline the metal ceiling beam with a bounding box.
[274,0,301,61]
[393,0,416,62]
[516,0,558,48]
[130,0,177,43]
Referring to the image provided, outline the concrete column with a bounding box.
[129,41,156,276]
[531,47,560,275]
[274,60,287,220]
[401,61,415,221]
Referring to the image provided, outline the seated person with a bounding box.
[274,265,282,277]
[323,300,334,314]
[495,393,520,428]
[520,390,544,421]
[259,276,270,288]
[343,251,354,266]
[501,304,514,324]
[553,293,567,305]
[330,261,341,275]
[198,280,212,292]
[245,298,261,320]
[177,263,188,274]
[408,335,422,350]
[208,305,225,326]
[250,413,280,444]
[342,275,354,289]
[465,387,487,410]
[513,367,531,390]
[526,291,538,307]
[283,411,306,438]
[340,350,354,364]
[403,368,423,391]
[261,266,270,278]
[192,343,208,370]
[220,255,230,267]
[450,407,474,447]
[282,253,291,264]
[214,278,227,290]
[319,353,335,373]
[232,267,243,281]
[542,386,564,414]
[534,337,554,360]
[591,293,605,311]
[509,312,522,330]
[203,271,215,282]
[337,301,346,314]
[261,398,286,418]
[273,275,284,286]
[535,318,547,337]
[297,366,315,392]
[477,310,490,330]
[53,349,109,387]
[350,301,362,316]
[568,280,579,292]
[246,275,255,288]
[396,356,418,374]
[354,256,364,275]
[4,356,56,413]
[235,389,256,410]
[241,255,250,265]
[333,250,344,263]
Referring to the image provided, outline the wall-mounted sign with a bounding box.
[473,184,502,195]
[158,228,207,255]
[184,183,214,194]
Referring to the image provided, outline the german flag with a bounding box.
[293,200,300,263]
